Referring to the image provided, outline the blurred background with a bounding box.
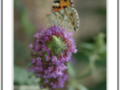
[14,0,106,90]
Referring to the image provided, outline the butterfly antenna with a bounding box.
[42,17,47,26]
[32,7,47,26]
[42,4,48,15]
[32,7,42,13]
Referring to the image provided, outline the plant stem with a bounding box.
[75,64,91,79]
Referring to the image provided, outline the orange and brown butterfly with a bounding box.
[46,0,80,31]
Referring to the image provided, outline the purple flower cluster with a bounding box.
[28,26,77,89]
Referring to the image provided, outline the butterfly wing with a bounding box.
[52,0,74,12]
[48,0,80,31]
[56,8,79,31]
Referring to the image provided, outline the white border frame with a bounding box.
[2,0,119,90]
[0,0,2,89]
[3,0,13,90]
[118,0,119,88]
[107,0,118,89]
[118,0,120,88]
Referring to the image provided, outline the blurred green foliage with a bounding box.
[14,0,36,37]
[14,66,40,85]
[67,33,106,90]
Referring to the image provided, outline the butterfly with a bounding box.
[46,0,80,31]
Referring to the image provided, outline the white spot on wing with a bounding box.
[60,9,64,14]
[53,3,60,6]
[64,16,68,20]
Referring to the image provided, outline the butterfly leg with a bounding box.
[54,20,58,26]
[54,20,59,31]
[47,24,53,28]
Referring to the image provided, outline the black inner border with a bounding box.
[117,0,119,89]
[1,0,3,89]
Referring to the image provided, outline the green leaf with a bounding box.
[14,66,40,85]
[80,43,94,50]
[67,62,76,77]
[78,84,88,90]
[70,80,89,90]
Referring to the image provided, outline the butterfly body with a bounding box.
[47,0,80,31]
